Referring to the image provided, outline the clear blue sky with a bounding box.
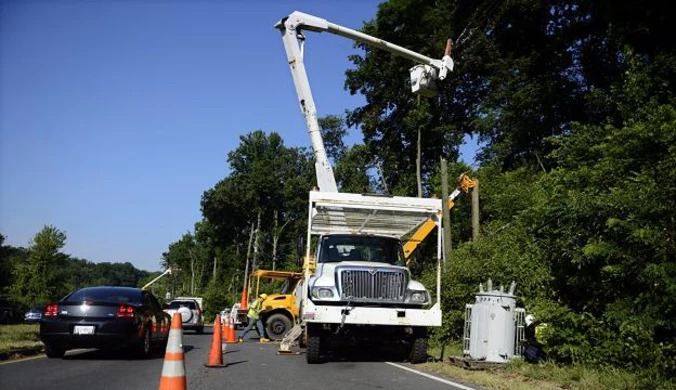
[0,0,477,272]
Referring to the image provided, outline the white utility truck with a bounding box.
[275,11,454,363]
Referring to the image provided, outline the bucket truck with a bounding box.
[275,11,455,363]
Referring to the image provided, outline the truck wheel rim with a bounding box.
[271,320,286,335]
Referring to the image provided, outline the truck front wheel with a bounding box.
[408,336,428,364]
[306,325,322,364]
[265,313,292,341]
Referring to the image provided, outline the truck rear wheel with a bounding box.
[306,325,322,364]
[408,337,428,364]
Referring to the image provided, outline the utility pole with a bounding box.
[416,125,422,198]
[472,180,480,241]
[440,157,452,264]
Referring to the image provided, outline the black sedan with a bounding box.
[40,286,171,358]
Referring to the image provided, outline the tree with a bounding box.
[318,115,347,162]
[9,226,68,307]
[200,130,314,275]
[318,115,374,193]
[346,0,675,175]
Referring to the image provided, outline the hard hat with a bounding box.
[525,314,535,326]
[259,293,268,299]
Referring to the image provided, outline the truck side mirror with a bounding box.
[296,234,305,267]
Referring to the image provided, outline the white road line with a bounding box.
[386,362,477,390]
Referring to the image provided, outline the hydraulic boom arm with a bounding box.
[403,173,477,259]
[142,267,172,290]
[275,11,454,192]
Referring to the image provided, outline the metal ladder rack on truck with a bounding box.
[275,11,454,363]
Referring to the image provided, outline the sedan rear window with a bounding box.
[64,288,141,304]
[168,301,197,310]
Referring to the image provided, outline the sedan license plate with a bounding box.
[73,325,95,335]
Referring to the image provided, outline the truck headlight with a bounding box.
[311,287,335,299]
[406,290,429,304]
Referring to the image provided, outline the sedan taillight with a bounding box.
[116,304,135,318]
[43,303,59,317]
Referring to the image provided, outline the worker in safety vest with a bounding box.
[237,293,269,342]
[523,314,547,363]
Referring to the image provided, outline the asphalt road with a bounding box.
[0,326,479,390]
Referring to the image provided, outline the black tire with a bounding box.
[265,313,292,341]
[306,325,322,364]
[159,335,168,355]
[44,344,65,358]
[408,337,428,364]
[136,327,152,359]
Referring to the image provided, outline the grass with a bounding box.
[0,324,43,354]
[424,343,676,390]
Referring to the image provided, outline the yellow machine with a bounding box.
[403,173,477,260]
[249,269,304,340]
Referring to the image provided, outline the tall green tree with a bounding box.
[319,115,374,193]
[346,0,675,176]
[9,225,68,306]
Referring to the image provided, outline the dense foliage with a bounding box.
[344,0,675,380]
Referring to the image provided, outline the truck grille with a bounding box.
[339,269,407,302]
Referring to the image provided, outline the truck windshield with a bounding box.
[279,279,301,295]
[319,235,405,265]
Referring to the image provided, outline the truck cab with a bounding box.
[308,234,430,308]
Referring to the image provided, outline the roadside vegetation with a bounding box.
[427,343,676,390]
[0,324,42,354]
[1,0,674,387]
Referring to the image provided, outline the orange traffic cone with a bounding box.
[205,314,225,367]
[159,313,186,390]
[225,314,236,343]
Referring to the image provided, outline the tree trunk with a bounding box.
[212,255,217,283]
[272,210,291,271]
[253,209,261,272]
[243,222,254,296]
[189,248,196,295]
[272,210,278,271]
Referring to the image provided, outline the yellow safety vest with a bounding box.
[247,299,261,319]
[535,323,548,345]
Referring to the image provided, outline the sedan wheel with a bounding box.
[45,344,66,358]
[137,327,152,358]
